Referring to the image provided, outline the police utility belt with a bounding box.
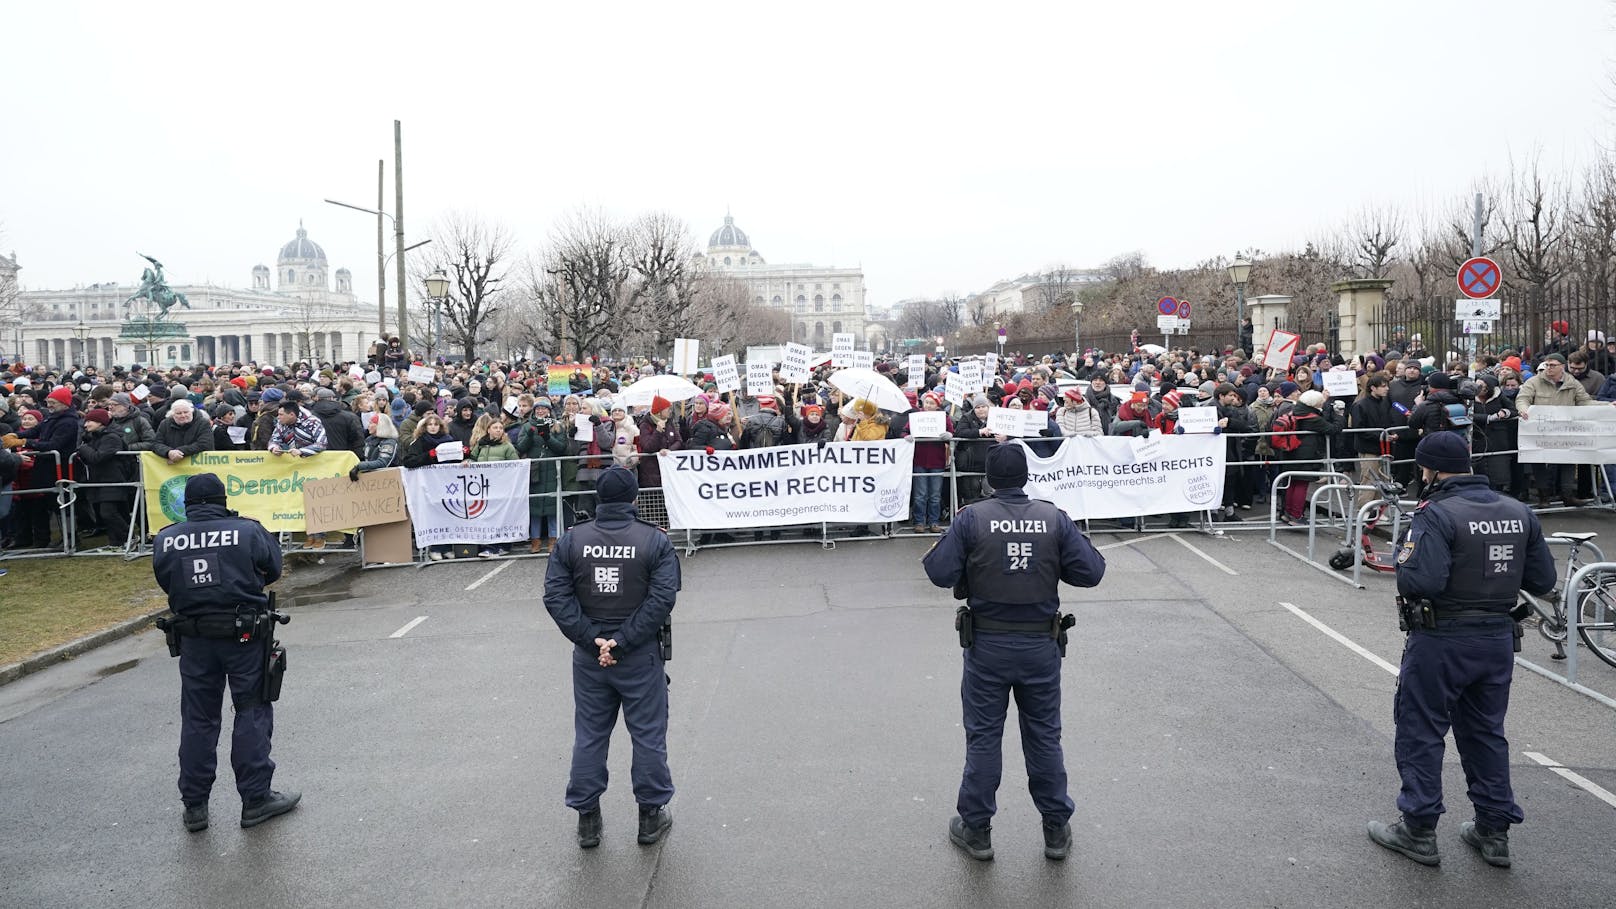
[1396,596,1525,653]
[155,597,290,703]
[955,607,1077,657]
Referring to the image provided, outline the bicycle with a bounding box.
[1328,480,1411,573]
[1516,531,1616,669]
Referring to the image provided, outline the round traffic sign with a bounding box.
[1176,299,1192,319]
[1157,297,1178,316]
[1457,257,1502,300]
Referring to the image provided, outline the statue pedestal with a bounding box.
[118,319,191,367]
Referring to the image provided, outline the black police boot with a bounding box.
[1042,820,1071,860]
[240,790,301,828]
[948,816,993,861]
[1366,818,1439,866]
[637,805,672,845]
[1459,821,1511,868]
[182,802,209,833]
[577,808,602,849]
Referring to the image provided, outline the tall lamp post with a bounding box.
[73,319,89,368]
[424,269,450,360]
[1073,300,1084,358]
[325,198,431,340]
[1227,254,1252,350]
[994,321,1005,360]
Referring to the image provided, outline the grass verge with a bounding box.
[0,558,168,666]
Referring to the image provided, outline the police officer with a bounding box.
[543,465,682,849]
[153,473,299,832]
[1368,432,1554,868]
[922,442,1106,861]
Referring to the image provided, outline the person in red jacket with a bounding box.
[906,391,954,533]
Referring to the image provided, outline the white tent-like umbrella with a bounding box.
[620,374,704,408]
[1137,343,1166,355]
[828,367,910,413]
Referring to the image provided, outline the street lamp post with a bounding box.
[424,270,450,360]
[994,321,1005,360]
[1227,254,1252,351]
[73,319,89,368]
[1073,300,1084,358]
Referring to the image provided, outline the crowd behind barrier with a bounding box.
[6,332,1616,566]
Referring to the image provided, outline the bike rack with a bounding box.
[1560,560,1616,685]
[1266,470,1352,545]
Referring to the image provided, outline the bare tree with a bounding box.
[624,212,704,356]
[282,295,336,362]
[1572,150,1616,306]
[1344,204,1404,278]
[965,293,993,327]
[1504,156,1572,347]
[894,299,960,341]
[533,208,634,361]
[0,239,21,363]
[1031,265,1079,311]
[1101,250,1149,283]
[412,213,515,362]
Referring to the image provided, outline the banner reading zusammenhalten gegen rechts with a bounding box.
[141,451,358,533]
[1518,404,1616,465]
[1017,433,1225,521]
[402,460,531,547]
[661,440,914,529]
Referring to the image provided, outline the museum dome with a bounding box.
[278,222,327,263]
[708,215,750,250]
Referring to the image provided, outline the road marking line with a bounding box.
[389,616,429,638]
[1277,601,1400,675]
[1523,752,1616,810]
[1268,540,1362,587]
[1097,537,1151,552]
[465,560,514,591]
[1169,533,1238,576]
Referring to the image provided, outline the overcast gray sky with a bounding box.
[3,1,1613,308]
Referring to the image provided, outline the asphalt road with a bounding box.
[3,513,1615,909]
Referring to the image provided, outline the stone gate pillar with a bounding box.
[1330,278,1394,358]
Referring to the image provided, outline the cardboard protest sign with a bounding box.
[301,467,409,534]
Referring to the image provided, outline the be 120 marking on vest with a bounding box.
[1005,542,1033,572]
[595,565,621,594]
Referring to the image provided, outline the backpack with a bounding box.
[1270,411,1317,452]
[748,420,776,449]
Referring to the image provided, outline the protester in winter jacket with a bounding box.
[741,394,791,449]
[75,407,134,545]
[1084,376,1117,433]
[514,397,569,552]
[847,398,890,441]
[106,393,155,452]
[796,402,835,445]
[684,399,739,451]
[447,398,480,446]
[1278,390,1343,523]
[905,392,953,533]
[312,387,365,457]
[1055,386,1104,437]
[635,395,682,491]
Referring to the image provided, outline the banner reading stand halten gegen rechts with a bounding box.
[661,440,915,529]
[1017,434,1226,521]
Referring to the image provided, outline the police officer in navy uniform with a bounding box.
[152,474,299,832]
[544,465,682,849]
[1368,432,1554,868]
[922,442,1106,861]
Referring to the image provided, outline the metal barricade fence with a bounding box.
[0,450,71,560]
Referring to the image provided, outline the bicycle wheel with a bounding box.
[1521,591,1568,643]
[1575,582,1616,669]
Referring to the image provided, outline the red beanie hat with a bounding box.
[650,394,672,413]
[1162,390,1182,408]
[85,408,112,425]
[229,377,248,390]
[1128,391,1149,406]
[47,386,73,407]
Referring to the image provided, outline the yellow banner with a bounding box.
[141,451,359,533]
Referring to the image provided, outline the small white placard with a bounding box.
[573,413,593,442]
[433,441,465,462]
[1135,435,1165,462]
[944,371,967,408]
[746,362,774,398]
[671,338,701,376]
[712,355,741,393]
[984,352,998,377]
[1455,299,1501,321]
[226,425,248,445]
[504,396,521,416]
[132,383,150,401]
[1322,370,1359,398]
[1157,314,1179,331]
[961,360,982,391]
[1174,407,1219,434]
[1021,409,1050,436]
[780,343,812,383]
[850,350,874,371]
[407,364,436,384]
[832,333,855,367]
[987,406,1023,437]
[908,411,947,438]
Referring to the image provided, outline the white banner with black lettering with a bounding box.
[1017,433,1225,520]
[402,460,532,547]
[661,440,914,529]
[1518,404,1616,464]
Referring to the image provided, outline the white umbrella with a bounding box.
[620,374,704,407]
[1137,343,1166,355]
[828,367,910,413]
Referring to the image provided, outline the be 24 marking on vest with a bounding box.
[1005,542,1034,572]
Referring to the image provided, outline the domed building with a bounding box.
[12,222,380,369]
[699,212,869,350]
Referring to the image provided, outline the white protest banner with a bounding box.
[1173,406,1219,434]
[660,440,915,529]
[1020,434,1226,520]
[1262,330,1301,369]
[671,338,701,376]
[746,361,774,398]
[851,350,874,371]
[433,440,465,463]
[908,411,946,438]
[961,359,983,391]
[402,460,532,547]
[1518,405,1616,465]
[712,355,741,393]
[906,354,925,389]
[944,371,967,408]
[407,364,437,385]
[781,343,812,383]
[832,333,855,367]
[1322,370,1358,398]
[988,406,1031,437]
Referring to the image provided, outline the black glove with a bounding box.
[348,466,361,482]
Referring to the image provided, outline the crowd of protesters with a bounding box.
[4,320,1614,558]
